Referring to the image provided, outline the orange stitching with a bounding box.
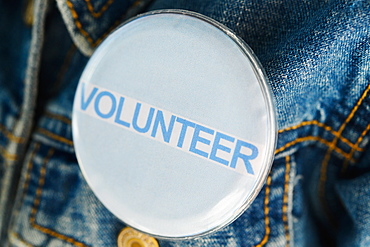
[279,120,331,133]
[342,123,370,173]
[87,1,144,48]
[30,148,54,224]
[275,136,353,161]
[0,144,18,161]
[44,112,72,125]
[22,143,41,200]
[0,123,25,143]
[319,84,370,221]
[67,0,143,48]
[101,0,147,42]
[84,0,114,18]
[9,144,40,247]
[66,0,95,46]
[36,128,73,146]
[30,148,90,247]
[283,156,291,247]
[279,120,362,152]
[31,224,89,247]
[254,174,272,247]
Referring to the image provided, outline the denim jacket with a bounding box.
[1,0,369,246]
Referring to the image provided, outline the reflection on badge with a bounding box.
[72,9,277,239]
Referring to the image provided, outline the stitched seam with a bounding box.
[66,0,143,48]
[342,123,370,172]
[36,128,73,146]
[44,112,72,125]
[29,148,90,247]
[283,156,291,247]
[27,88,366,247]
[0,143,18,161]
[254,174,272,247]
[66,0,95,46]
[275,136,354,161]
[31,224,89,247]
[29,148,54,225]
[0,123,25,143]
[319,83,370,221]
[35,129,354,159]
[279,120,362,151]
[41,115,354,157]
[11,232,34,247]
[9,143,40,247]
[21,143,41,200]
[84,0,114,18]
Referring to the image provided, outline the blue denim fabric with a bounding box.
[0,0,369,246]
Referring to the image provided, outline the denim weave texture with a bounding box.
[0,0,369,246]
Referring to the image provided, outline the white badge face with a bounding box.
[72,10,276,239]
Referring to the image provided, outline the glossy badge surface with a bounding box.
[72,10,277,239]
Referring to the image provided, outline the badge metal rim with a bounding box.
[72,9,277,240]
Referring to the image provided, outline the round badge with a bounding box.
[72,10,276,239]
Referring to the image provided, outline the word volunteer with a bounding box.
[78,83,259,175]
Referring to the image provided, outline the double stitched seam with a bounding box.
[35,116,361,161]
[29,148,90,247]
[283,156,291,247]
[36,113,368,247]
[10,143,40,246]
[21,143,41,201]
[342,123,370,173]
[84,0,114,18]
[66,0,142,47]
[278,120,362,152]
[29,119,366,247]
[274,136,353,161]
[66,0,95,46]
[253,174,272,247]
[318,83,370,222]
[32,86,368,247]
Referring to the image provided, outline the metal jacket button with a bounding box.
[118,227,159,247]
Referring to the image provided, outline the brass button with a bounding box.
[118,227,159,247]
